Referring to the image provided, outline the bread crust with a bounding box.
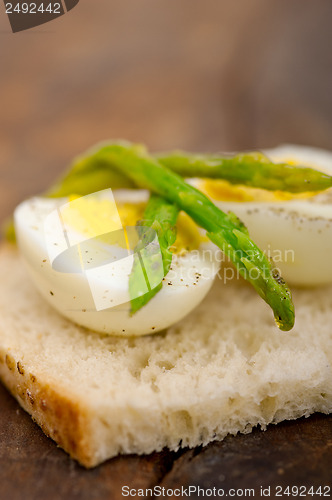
[0,348,96,467]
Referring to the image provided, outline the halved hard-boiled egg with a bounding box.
[194,144,332,286]
[14,189,220,336]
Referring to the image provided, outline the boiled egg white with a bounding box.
[194,144,332,286]
[14,188,220,336]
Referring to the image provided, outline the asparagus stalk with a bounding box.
[47,150,135,197]
[157,151,332,193]
[46,143,332,198]
[4,141,296,329]
[129,194,178,314]
[96,142,295,331]
[35,144,326,323]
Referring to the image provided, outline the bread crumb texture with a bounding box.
[0,244,331,467]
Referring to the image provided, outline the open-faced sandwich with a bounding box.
[0,142,331,467]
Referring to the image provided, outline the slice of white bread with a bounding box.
[0,243,331,468]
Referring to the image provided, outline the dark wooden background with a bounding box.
[0,1,331,498]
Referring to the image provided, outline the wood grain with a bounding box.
[161,416,332,497]
[0,0,331,497]
[0,384,176,500]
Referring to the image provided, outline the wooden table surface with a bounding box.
[0,1,332,498]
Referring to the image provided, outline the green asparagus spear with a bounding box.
[3,141,296,329]
[45,143,332,199]
[2,218,16,243]
[157,151,332,193]
[46,146,135,198]
[129,194,179,314]
[95,142,294,331]
[2,146,136,243]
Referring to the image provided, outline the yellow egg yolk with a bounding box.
[62,156,319,258]
[116,202,204,254]
[61,197,204,255]
[201,158,319,203]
